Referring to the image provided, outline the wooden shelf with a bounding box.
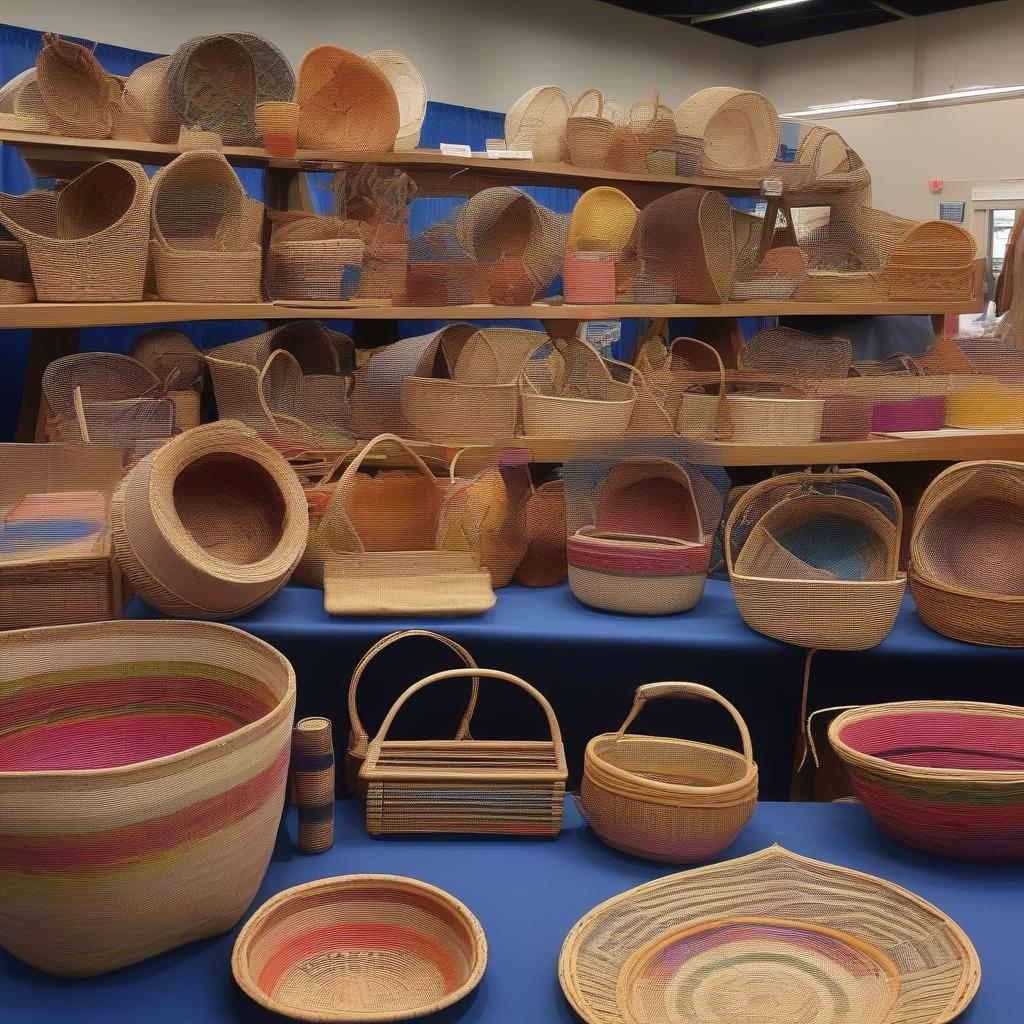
[0,299,982,330]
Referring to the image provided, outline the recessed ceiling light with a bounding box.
[690,0,813,26]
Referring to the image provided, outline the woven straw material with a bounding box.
[673,87,780,176]
[0,160,150,302]
[130,327,205,395]
[256,100,300,157]
[739,325,852,382]
[112,422,308,618]
[36,34,119,138]
[566,187,637,302]
[635,188,736,303]
[909,461,1024,646]
[345,630,480,797]
[793,125,871,192]
[726,395,824,444]
[0,68,49,133]
[112,56,178,143]
[944,379,1024,427]
[579,682,757,863]
[0,444,125,629]
[829,701,1024,862]
[559,845,979,1024]
[296,46,400,152]
[727,469,907,650]
[506,86,571,163]
[567,91,615,169]
[267,236,366,303]
[514,479,567,588]
[232,874,486,1022]
[150,150,263,302]
[615,93,676,174]
[365,50,426,150]
[361,667,567,836]
[0,619,295,976]
[291,717,335,853]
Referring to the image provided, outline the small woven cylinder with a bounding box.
[290,717,335,853]
[256,100,299,157]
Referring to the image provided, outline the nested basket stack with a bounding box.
[910,460,1024,646]
[727,469,907,650]
[565,187,638,303]
[361,667,567,836]
[0,619,295,976]
[830,701,1024,861]
[150,151,264,302]
[578,682,758,863]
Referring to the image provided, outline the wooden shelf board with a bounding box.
[0,299,981,330]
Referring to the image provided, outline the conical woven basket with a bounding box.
[112,422,308,617]
[505,85,571,163]
[0,619,295,977]
[36,34,119,138]
[674,87,781,176]
[830,700,1024,861]
[578,682,757,863]
[365,50,426,150]
[0,160,150,302]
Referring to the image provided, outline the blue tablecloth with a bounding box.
[1,798,1016,1022]
[128,579,1024,801]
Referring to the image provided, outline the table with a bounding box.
[1,797,1016,1022]
[128,579,1024,800]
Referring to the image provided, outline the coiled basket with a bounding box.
[0,619,295,976]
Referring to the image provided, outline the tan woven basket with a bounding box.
[673,87,781,176]
[578,682,757,863]
[726,394,824,443]
[0,68,49,133]
[567,90,615,169]
[727,469,907,650]
[0,619,295,977]
[365,50,426,150]
[361,666,567,836]
[232,875,487,1022]
[255,100,300,157]
[345,629,480,796]
[36,34,120,138]
[112,422,308,618]
[112,56,178,143]
[505,85,571,163]
[0,160,150,302]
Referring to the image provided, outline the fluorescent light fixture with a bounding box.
[784,84,1024,118]
[691,0,812,25]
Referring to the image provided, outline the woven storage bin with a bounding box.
[365,50,426,151]
[559,845,980,1024]
[505,85,571,163]
[568,459,712,615]
[726,394,824,444]
[578,682,757,863]
[739,324,852,382]
[829,701,1024,862]
[0,445,125,629]
[346,629,480,796]
[112,422,308,618]
[727,469,907,650]
[232,875,486,1022]
[296,45,400,151]
[909,460,1024,646]
[361,666,567,836]
[673,87,781,176]
[267,237,366,303]
[130,327,205,423]
[0,160,150,302]
[36,34,119,138]
[255,100,300,157]
[0,619,295,976]
[567,91,615,169]
[945,380,1024,427]
[150,151,263,302]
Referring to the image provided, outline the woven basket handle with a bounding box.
[347,630,480,755]
[368,667,564,753]
[615,682,753,767]
[670,336,734,440]
[520,336,613,396]
[801,705,859,771]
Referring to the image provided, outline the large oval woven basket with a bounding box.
[0,619,295,976]
[673,87,781,176]
[578,682,757,863]
[830,700,1024,861]
[112,422,308,618]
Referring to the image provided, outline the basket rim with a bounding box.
[0,618,295,782]
[910,563,1024,605]
[231,873,488,1023]
[829,699,1024,783]
[731,570,907,588]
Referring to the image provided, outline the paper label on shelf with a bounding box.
[761,178,784,196]
[486,149,533,160]
[440,143,473,157]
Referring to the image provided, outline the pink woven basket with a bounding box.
[872,395,945,432]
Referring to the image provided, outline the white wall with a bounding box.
[1,0,757,113]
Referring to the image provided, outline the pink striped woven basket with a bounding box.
[0,619,296,976]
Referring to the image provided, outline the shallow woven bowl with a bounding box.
[830,701,1024,861]
[232,875,487,1022]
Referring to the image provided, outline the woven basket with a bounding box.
[232,875,486,1021]
[567,90,615,169]
[0,160,150,302]
[0,619,295,976]
[365,50,426,150]
[568,458,712,614]
[255,100,300,157]
[150,151,263,302]
[514,478,567,587]
[36,34,119,138]
[111,56,179,143]
[673,87,781,176]
[291,717,335,853]
[795,125,871,191]
[578,682,757,863]
[726,394,824,443]
[296,45,399,151]
[505,85,571,163]
[345,629,480,796]
[0,68,49,133]
[559,845,980,1024]
[727,469,907,650]
[944,380,1024,427]
[267,237,366,302]
[830,701,1024,861]
[361,667,567,836]
[909,460,1024,646]
[566,186,637,302]
[112,422,308,618]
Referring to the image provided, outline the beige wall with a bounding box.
[1,0,756,113]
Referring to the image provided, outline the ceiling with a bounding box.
[601,0,996,47]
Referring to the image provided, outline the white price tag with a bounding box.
[761,178,784,197]
[440,143,472,157]
[486,149,533,160]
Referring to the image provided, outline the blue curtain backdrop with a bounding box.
[0,22,777,439]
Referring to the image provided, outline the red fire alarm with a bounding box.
[929,179,944,193]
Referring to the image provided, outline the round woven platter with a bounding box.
[232,874,487,1022]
